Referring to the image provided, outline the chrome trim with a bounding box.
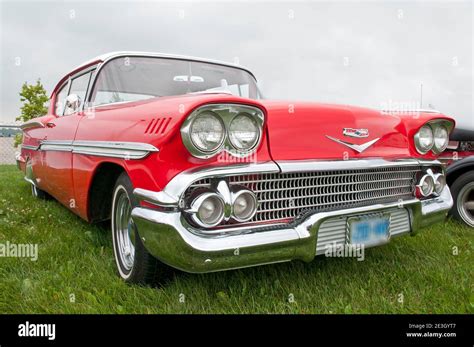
[215,180,232,220]
[187,192,225,228]
[417,174,434,197]
[325,136,380,153]
[40,140,73,152]
[134,161,279,207]
[38,140,158,160]
[180,104,264,159]
[343,128,369,138]
[84,52,257,108]
[414,124,434,154]
[131,186,452,273]
[134,159,442,208]
[431,121,452,154]
[433,173,446,195]
[78,51,256,80]
[20,144,40,151]
[276,158,433,173]
[20,121,45,130]
[318,209,408,255]
[414,120,454,155]
[72,141,158,159]
[230,189,258,223]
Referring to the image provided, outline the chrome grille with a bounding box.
[185,166,420,224]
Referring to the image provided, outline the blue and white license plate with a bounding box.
[348,214,390,247]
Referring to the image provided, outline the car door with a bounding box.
[41,68,94,208]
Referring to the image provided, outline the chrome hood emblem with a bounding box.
[326,136,380,153]
[343,128,369,138]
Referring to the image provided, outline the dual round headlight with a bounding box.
[182,105,263,158]
[229,113,260,151]
[190,192,225,228]
[232,190,258,222]
[417,172,446,197]
[190,111,225,153]
[433,126,449,153]
[418,174,435,197]
[414,123,449,154]
[188,188,258,228]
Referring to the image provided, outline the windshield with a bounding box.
[90,56,259,106]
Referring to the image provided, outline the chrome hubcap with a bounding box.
[114,189,135,271]
[458,182,474,227]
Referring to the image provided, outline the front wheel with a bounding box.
[450,171,474,228]
[111,172,172,285]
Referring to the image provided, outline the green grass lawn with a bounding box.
[0,165,472,314]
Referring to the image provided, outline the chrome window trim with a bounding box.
[64,69,95,115]
[55,79,71,117]
[54,64,98,116]
[180,104,264,159]
[37,140,159,160]
[85,53,257,108]
[133,158,442,208]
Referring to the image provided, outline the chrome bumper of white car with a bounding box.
[131,160,453,273]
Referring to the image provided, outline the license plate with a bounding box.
[348,214,390,247]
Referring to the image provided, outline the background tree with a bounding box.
[14,79,49,147]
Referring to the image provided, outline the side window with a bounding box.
[64,71,92,116]
[55,83,69,116]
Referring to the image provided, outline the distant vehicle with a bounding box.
[17,52,457,284]
[441,128,474,227]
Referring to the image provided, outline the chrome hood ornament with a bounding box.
[326,135,380,153]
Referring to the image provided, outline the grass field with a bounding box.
[0,164,472,314]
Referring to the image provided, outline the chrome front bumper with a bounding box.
[131,163,453,273]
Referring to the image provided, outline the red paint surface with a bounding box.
[20,63,456,222]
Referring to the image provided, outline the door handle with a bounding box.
[45,122,56,128]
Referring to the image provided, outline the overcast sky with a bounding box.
[1,0,473,128]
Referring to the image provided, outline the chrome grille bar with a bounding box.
[185,166,420,224]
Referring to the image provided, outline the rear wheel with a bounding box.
[111,172,172,284]
[450,171,474,228]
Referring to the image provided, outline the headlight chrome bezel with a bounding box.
[432,125,449,154]
[229,112,260,151]
[414,119,453,155]
[181,104,264,159]
[189,110,226,153]
[414,124,434,154]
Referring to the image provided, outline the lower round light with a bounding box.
[433,125,449,153]
[419,174,435,197]
[434,174,446,195]
[232,190,257,222]
[191,193,225,228]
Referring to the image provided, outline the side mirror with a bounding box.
[64,94,81,115]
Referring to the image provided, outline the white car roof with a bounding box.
[73,51,255,78]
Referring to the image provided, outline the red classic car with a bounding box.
[17,52,456,284]
[441,128,474,227]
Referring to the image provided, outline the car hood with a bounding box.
[260,100,420,161]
